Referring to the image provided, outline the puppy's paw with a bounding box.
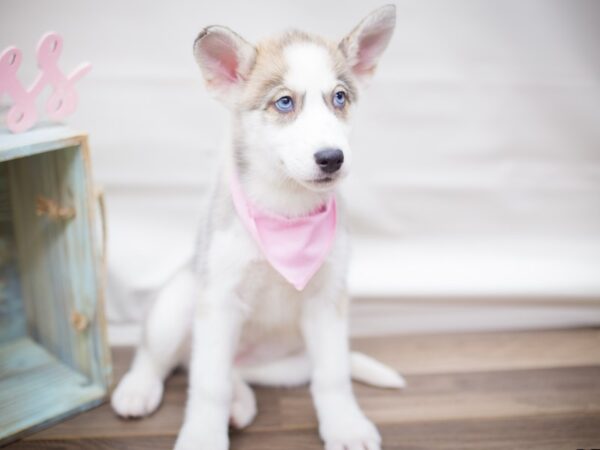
[111,370,163,418]
[230,378,257,429]
[174,423,229,450]
[326,441,380,450]
[321,415,381,450]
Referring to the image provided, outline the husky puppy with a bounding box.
[111,5,403,450]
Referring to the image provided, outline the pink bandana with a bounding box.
[229,171,337,290]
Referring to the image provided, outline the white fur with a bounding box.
[112,5,398,450]
[238,42,352,215]
[350,352,407,389]
[278,43,352,185]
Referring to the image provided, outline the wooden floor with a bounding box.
[6,328,600,449]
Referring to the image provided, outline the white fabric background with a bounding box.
[2,1,600,341]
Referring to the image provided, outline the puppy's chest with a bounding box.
[237,260,304,331]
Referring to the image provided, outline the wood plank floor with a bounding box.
[6,328,600,449]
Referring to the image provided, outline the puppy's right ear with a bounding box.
[193,26,256,105]
[339,5,396,85]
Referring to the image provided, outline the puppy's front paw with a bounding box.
[111,370,163,418]
[174,423,229,450]
[321,415,381,450]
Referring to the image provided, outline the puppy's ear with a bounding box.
[339,5,396,83]
[193,26,256,104]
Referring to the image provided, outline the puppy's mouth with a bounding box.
[300,174,341,191]
[308,175,339,186]
[313,176,334,184]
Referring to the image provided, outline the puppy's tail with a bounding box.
[239,351,405,389]
[350,352,406,389]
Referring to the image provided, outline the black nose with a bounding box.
[314,148,344,174]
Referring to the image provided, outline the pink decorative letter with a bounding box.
[0,32,91,133]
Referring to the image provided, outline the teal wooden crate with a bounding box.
[0,126,111,445]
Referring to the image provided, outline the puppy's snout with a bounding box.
[314,148,344,174]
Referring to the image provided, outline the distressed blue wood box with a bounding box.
[0,126,111,445]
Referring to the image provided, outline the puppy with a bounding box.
[111,5,403,450]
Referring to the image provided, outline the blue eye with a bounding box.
[275,96,294,113]
[333,91,346,108]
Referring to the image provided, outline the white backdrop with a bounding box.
[2,1,600,341]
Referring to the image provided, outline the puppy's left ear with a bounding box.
[339,5,396,83]
[193,26,256,105]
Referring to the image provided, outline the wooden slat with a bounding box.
[0,164,27,345]
[352,327,600,375]
[0,338,54,378]
[0,338,106,444]
[0,126,87,161]
[281,366,600,428]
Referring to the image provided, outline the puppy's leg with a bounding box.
[230,371,257,429]
[302,295,381,450]
[174,286,244,450]
[111,268,195,418]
